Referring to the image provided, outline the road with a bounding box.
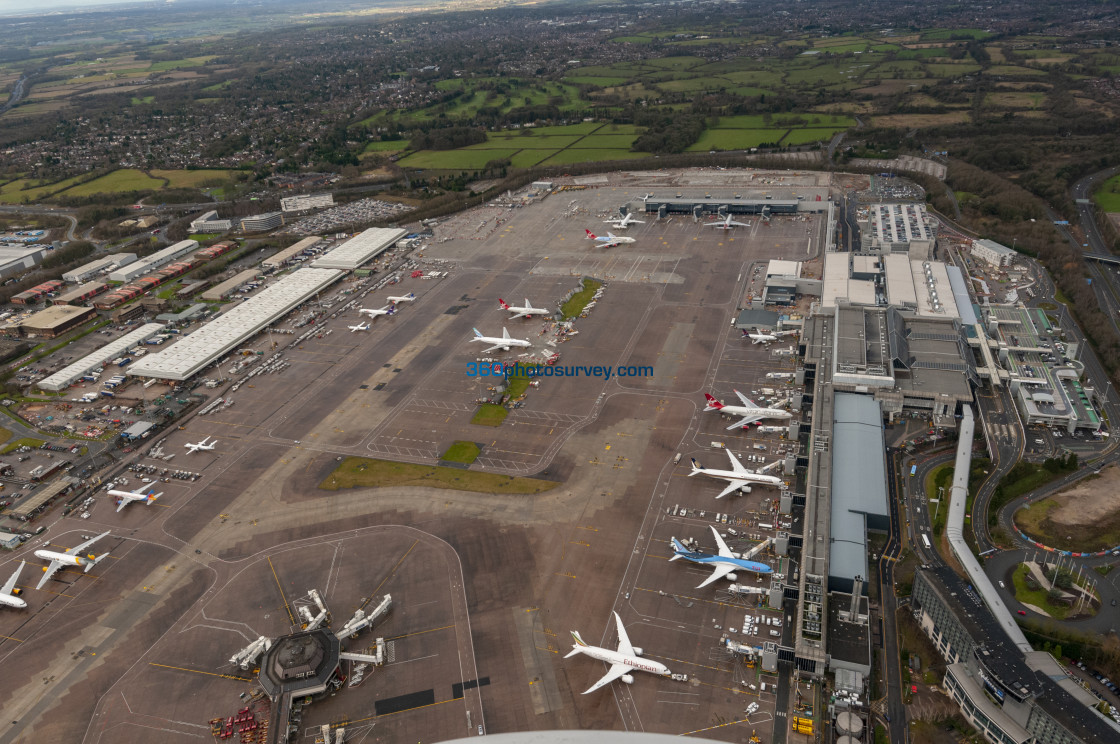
[0,76,26,115]
[876,448,907,744]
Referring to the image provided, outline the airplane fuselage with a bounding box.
[712,404,791,422]
[672,544,772,575]
[690,465,782,488]
[576,645,669,677]
[34,550,92,568]
[0,593,26,609]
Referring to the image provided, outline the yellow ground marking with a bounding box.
[267,556,296,626]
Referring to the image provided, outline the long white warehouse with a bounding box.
[127,268,343,381]
[109,240,198,282]
[312,227,405,270]
[38,323,166,392]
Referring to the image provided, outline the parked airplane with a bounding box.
[359,304,396,319]
[34,531,110,590]
[0,562,26,609]
[606,213,644,229]
[689,449,783,499]
[107,484,161,513]
[471,327,531,353]
[348,321,370,333]
[387,293,416,303]
[670,527,773,587]
[706,214,751,230]
[185,436,217,453]
[565,611,671,694]
[499,298,550,320]
[585,229,636,248]
[744,328,798,344]
[704,391,791,429]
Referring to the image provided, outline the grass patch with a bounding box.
[540,148,649,165]
[363,139,410,152]
[0,427,10,445]
[1010,563,1085,620]
[131,96,155,105]
[398,148,521,169]
[319,456,556,494]
[441,441,480,464]
[188,233,221,242]
[471,404,508,427]
[561,278,603,320]
[148,55,217,72]
[780,127,844,145]
[151,169,237,189]
[1094,173,1120,213]
[56,169,164,197]
[1094,563,1114,577]
[687,128,788,151]
[1,436,45,454]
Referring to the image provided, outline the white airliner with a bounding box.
[387,293,416,303]
[706,214,751,230]
[565,611,671,694]
[704,391,791,430]
[605,213,644,229]
[471,327,531,353]
[185,436,217,453]
[0,562,27,609]
[670,528,773,588]
[359,304,396,319]
[744,328,798,345]
[348,321,370,333]
[689,449,783,499]
[34,531,110,590]
[107,484,161,513]
[585,229,635,248]
[499,298,549,320]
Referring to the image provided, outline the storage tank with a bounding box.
[836,711,864,738]
[837,736,861,744]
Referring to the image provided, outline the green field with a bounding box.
[781,127,844,145]
[472,134,582,149]
[509,150,556,168]
[148,55,217,72]
[1094,174,1120,212]
[441,441,480,464]
[398,148,522,169]
[363,139,410,153]
[541,148,648,165]
[150,169,237,188]
[131,96,155,105]
[0,175,88,203]
[688,128,789,151]
[319,455,555,494]
[57,169,165,197]
[471,404,508,427]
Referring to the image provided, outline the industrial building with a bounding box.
[0,245,47,280]
[109,241,198,282]
[857,203,936,256]
[280,193,334,213]
[202,270,262,301]
[127,268,343,381]
[819,253,961,320]
[240,212,285,233]
[971,239,1018,268]
[913,565,1120,744]
[262,237,323,269]
[312,227,406,270]
[189,210,233,233]
[11,280,64,306]
[53,282,108,306]
[63,253,136,283]
[37,323,165,391]
[17,305,95,338]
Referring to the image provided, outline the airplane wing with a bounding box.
[733,390,757,408]
[36,560,65,590]
[612,611,635,656]
[583,662,634,695]
[697,563,737,589]
[710,526,735,558]
[116,497,130,513]
[71,531,110,555]
[715,479,750,500]
[483,343,509,353]
[725,449,749,475]
[2,562,23,596]
[508,310,529,320]
[727,413,762,430]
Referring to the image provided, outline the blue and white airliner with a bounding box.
[670,526,772,588]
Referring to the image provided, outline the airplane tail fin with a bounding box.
[565,631,588,658]
[146,494,160,506]
[473,328,483,338]
[498,299,510,309]
[85,553,109,573]
[387,306,395,315]
[669,537,687,559]
[703,394,722,411]
[585,229,596,239]
[689,458,703,473]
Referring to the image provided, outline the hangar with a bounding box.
[312,227,406,270]
[37,323,166,392]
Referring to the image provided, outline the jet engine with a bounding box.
[632,647,643,657]
[621,674,635,685]
[726,573,738,582]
